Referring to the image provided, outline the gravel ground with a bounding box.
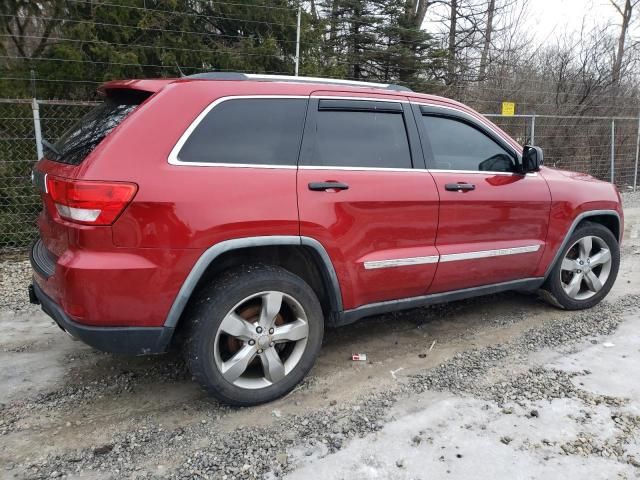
[0,257,34,312]
[7,294,639,479]
[0,196,639,479]
[621,190,640,208]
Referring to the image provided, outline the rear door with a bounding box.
[297,92,440,310]
[414,103,551,293]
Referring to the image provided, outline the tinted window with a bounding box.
[422,116,515,172]
[48,91,147,165]
[305,109,411,168]
[178,98,307,165]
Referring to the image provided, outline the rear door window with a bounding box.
[46,90,148,165]
[176,98,308,166]
[301,99,412,169]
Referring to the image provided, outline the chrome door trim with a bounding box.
[439,244,541,263]
[363,255,439,270]
[361,244,542,270]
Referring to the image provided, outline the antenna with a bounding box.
[175,63,186,78]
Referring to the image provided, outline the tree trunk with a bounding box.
[611,0,633,85]
[447,0,458,85]
[329,0,339,44]
[478,0,495,81]
[397,1,431,84]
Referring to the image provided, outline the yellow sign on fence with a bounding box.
[501,101,516,116]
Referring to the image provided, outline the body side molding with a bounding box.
[163,235,343,328]
[543,209,621,280]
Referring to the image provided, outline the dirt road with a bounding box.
[1,193,639,479]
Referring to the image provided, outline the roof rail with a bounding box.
[184,72,412,92]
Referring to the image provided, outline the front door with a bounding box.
[297,93,440,310]
[414,104,551,293]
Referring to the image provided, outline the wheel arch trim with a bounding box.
[544,209,621,280]
[163,236,343,328]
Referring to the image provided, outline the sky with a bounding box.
[527,0,624,43]
[423,0,636,47]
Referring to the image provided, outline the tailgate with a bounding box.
[32,89,150,258]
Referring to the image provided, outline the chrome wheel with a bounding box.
[560,235,612,300]
[213,291,309,389]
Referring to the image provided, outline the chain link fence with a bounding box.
[0,99,96,251]
[488,114,640,186]
[0,99,639,252]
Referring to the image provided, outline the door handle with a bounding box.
[445,182,475,192]
[308,181,349,191]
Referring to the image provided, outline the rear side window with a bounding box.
[303,105,412,169]
[47,91,148,166]
[177,98,307,165]
[421,116,515,172]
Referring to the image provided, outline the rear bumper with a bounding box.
[30,280,174,355]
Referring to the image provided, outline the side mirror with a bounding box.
[522,145,543,173]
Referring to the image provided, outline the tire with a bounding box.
[184,264,324,406]
[541,221,620,310]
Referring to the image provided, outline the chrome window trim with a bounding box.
[429,169,538,177]
[363,255,439,270]
[299,165,416,172]
[170,162,298,169]
[439,244,540,263]
[167,95,309,167]
[167,94,533,174]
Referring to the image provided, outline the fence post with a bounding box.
[530,114,536,145]
[294,5,301,76]
[634,116,639,192]
[31,98,43,160]
[610,119,615,184]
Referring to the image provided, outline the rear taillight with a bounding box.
[46,175,138,225]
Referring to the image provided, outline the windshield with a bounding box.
[46,91,148,165]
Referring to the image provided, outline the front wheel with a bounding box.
[542,221,620,310]
[184,265,324,406]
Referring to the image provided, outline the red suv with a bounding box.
[29,73,623,405]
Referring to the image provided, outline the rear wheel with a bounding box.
[184,265,324,406]
[542,222,619,310]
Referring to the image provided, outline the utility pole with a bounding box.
[295,5,301,76]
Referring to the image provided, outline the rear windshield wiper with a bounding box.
[41,138,60,156]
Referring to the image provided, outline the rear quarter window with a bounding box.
[175,98,308,166]
[46,90,149,165]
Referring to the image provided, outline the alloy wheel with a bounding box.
[212,291,309,389]
[560,235,612,300]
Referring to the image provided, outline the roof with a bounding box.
[98,73,468,112]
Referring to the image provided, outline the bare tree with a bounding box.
[402,0,432,29]
[609,0,638,84]
[478,0,495,80]
[446,0,458,84]
[1,0,63,60]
